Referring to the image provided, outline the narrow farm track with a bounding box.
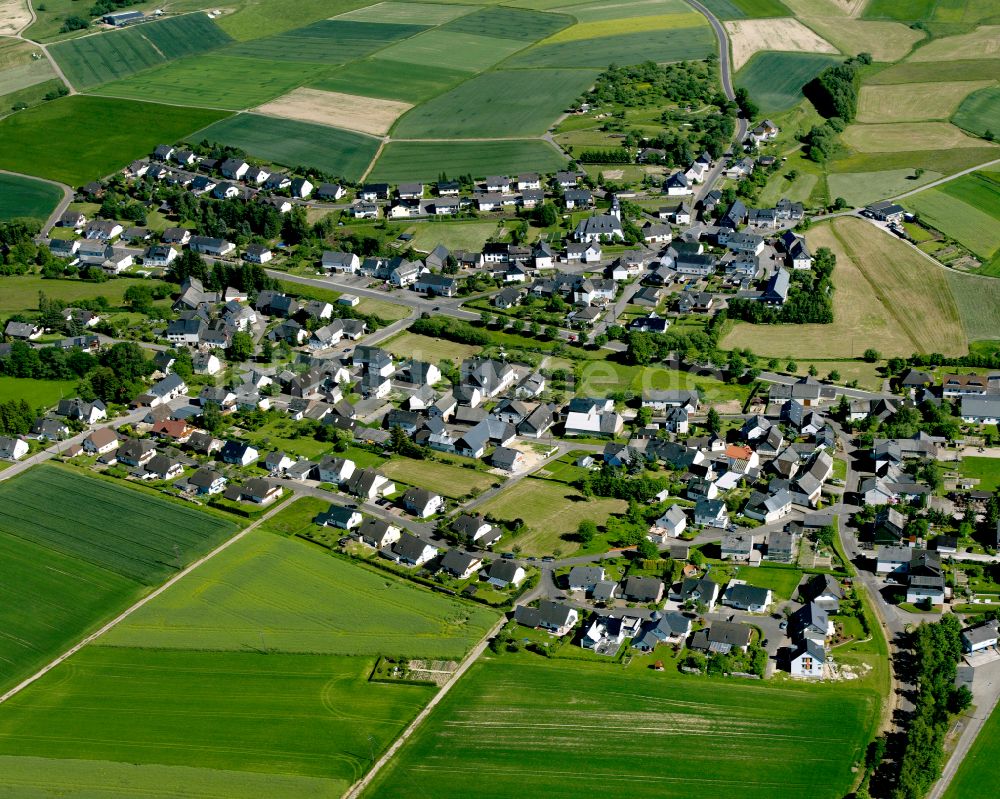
[343,614,507,799]
[0,494,298,707]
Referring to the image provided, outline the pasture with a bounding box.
[94,54,324,110]
[905,173,1000,260]
[477,478,627,557]
[723,217,967,357]
[382,331,482,363]
[826,168,942,207]
[736,51,841,113]
[362,656,879,799]
[943,702,1000,799]
[0,95,228,189]
[0,465,238,585]
[946,269,1000,340]
[829,146,1000,180]
[311,60,468,103]
[0,528,140,693]
[867,59,1000,85]
[225,19,428,64]
[192,114,380,181]
[0,173,62,222]
[49,13,233,90]
[101,529,499,657]
[0,647,432,793]
[798,17,921,62]
[841,121,989,152]
[372,29,528,72]
[369,140,567,182]
[857,80,992,123]
[908,26,1000,61]
[953,85,1000,139]
[392,69,597,138]
[0,376,77,408]
[379,457,496,498]
[725,17,838,70]
[255,87,411,136]
[508,26,715,68]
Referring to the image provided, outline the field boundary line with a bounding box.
[0,493,298,707]
[889,156,1000,202]
[343,614,507,799]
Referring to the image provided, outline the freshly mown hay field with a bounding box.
[953,84,1000,138]
[0,465,238,585]
[369,140,567,182]
[94,53,325,110]
[372,29,529,72]
[841,121,988,152]
[946,269,1000,340]
[49,13,233,90]
[724,17,838,70]
[362,656,880,799]
[192,114,380,181]
[699,0,794,18]
[0,0,31,35]
[944,704,1000,799]
[383,331,482,363]
[0,648,433,794]
[508,26,715,68]
[723,217,967,358]
[0,173,62,222]
[857,80,993,123]
[407,220,499,252]
[0,274,164,316]
[905,172,1000,260]
[0,376,77,407]
[758,169,820,205]
[101,529,498,655]
[392,69,597,139]
[225,19,428,64]
[736,52,841,113]
[798,17,921,62]
[255,87,411,136]
[909,25,1000,61]
[826,168,942,207]
[0,528,140,693]
[311,59,469,103]
[338,1,476,24]
[868,59,1000,85]
[379,457,496,498]
[0,96,228,186]
[477,478,627,557]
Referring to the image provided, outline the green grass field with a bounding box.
[191,114,380,181]
[827,168,942,208]
[477,478,626,557]
[906,171,1000,260]
[372,29,529,72]
[311,59,469,103]
[94,54,325,110]
[946,269,1000,340]
[49,14,232,90]
[863,0,936,19]
[867,59,1000,85]
[953,84,1000,139]
[0,376,77,408]
[734,565,804,600]
[0,173,62,222]
[0,647,432,794]
[338,1,477,24]
[958,456,1000,491]
[380,457,496,498]
[100,529,499,656]
[407,220,499,252]
[736,52,842,114]
[362,655,879,799]
[382,331,482,363]
[225,19,428,64]
[0,465,238,585]
[369,140,567,181]
[0,96,228,186]
[0,528,141,694]
[508,26,715,68]
[0,274,165,316]
[564,0,693,22]
[392,68,596,138]
[441,5,571,40]
[217,0,370,41]
[943,701,1000,799]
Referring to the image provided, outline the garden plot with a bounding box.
[725,17,839,69]
[255,87,411,136]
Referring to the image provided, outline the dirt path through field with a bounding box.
[0,494,298,707]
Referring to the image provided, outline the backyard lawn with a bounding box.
[958,457,1000,492]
